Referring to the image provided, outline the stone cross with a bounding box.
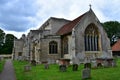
[89,4,92,9]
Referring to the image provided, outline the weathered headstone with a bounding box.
[44,63,49,69]
[91,61,97,68]
[31,60,36,66]
[72,64,78,71]
[112,60,117,67]
[0,57,1,61]
[103,60,109,68]
[0,57,3,61]
[97,63,102,67]
[84,63,91,69]
[24,65,31,72]
[59,65,67,72]
[82,68,91,79]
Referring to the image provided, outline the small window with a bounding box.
[49,41,58,54]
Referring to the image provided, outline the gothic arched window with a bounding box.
[84,23,99,51]
[49,41,58,54]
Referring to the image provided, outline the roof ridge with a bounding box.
[56,11,88,35]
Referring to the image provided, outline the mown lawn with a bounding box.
[0,60,5,72]
[13,59,120,80]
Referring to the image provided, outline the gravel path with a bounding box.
[0,60,16,80]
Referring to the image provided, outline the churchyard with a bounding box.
[13,58,120,80]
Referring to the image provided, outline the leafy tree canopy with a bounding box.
[102,21,120,45]
[0,29,5,46]
[0,29,17,54]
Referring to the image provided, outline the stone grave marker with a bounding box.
[59,65,67,72]
[72,64,78,71]
[103,60,109,68]
[84,63,91,69]
[44,63,49,69]
[112,60,117,67]
[91,61,97,68]
[82,68,91,79]
[24,65,31,72]
[97,63,102,67]
[0,57,1,61]
[31,60,36,66]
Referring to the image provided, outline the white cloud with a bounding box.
[0,0,120,38]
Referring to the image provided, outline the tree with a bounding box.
[0,29,5,53]
[2,34,15,54]
[102,21,120,45]
[0,28,17,54]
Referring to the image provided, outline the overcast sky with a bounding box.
[0,0,120,38]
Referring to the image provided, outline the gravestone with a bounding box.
[84,63,91,69]
[72,57,79,65]
[24,65,31,72]
[44,63,49,69]
[59,65,67,72]
[97,63,102,67]
[72,64,78,71]
[0,57,1,61]
[91,61,97,68]
[31,60,36,66]
[0,57,3,61]
[82,68,91,79]
[103,60,109,68]
[112,60,117,67]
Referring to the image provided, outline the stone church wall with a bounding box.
[40,36,61,63]
[75,10,112,60]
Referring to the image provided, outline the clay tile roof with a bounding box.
[112,40,120,51]
[56,12,87,35]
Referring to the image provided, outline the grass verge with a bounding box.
[0,60,5,72]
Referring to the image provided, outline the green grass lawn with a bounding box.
[13,60,120,80]
[0,60,5,72]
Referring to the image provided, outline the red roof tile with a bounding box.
[56,12,87,35]
[112,40,120,51]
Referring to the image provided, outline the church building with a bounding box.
[13,7,112,64]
